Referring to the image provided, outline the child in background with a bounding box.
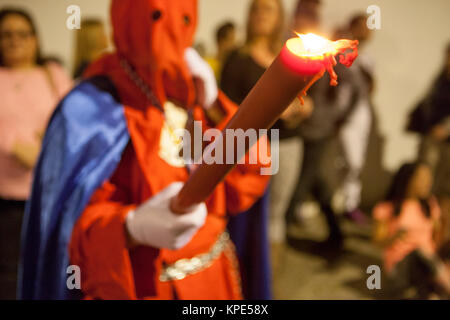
[373,162,450,299]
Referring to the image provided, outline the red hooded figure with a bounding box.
[68,0,270,300]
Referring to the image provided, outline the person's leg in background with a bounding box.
[314,184,343,248]
[407,250,450,298]
[0,200,25,300]
[284,137,344,250]
[339,102,372,223]
[269,137,303,273]
[313,139,344,249]
[284,139,321,226]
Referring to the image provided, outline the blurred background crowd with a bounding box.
[0,0,449,300]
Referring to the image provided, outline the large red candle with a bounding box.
[171,33,359,213]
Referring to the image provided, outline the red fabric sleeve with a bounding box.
[70,199,137,299]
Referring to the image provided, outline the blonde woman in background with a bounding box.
[72,18,108,79]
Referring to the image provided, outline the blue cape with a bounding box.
[18,77,271,300]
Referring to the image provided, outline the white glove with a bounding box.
[184,47,218,109]
[125,182,207,250]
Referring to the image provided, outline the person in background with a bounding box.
[221,0,314,276]
[291,0,321,34]
[284,0,348,252]
[336,14,375,224]
[408,43,450,246]
[72,18,108,79]
[0,7,72,299]
[373,162,450,299]
[206,21,236,83]
[221,0,284,103]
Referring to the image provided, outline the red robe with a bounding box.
[69,91,270,300]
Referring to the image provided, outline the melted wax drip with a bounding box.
[298,39,359,104]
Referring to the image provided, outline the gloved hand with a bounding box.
[125,182,207,250]
[184,47,218,109]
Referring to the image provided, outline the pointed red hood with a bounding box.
[86,0,198,108]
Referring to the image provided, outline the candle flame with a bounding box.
[296,33,333,57]
[285,32,359,104]
[287,32,359,86]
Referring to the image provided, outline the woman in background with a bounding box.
[373,162,450,299]
[221,0,283,103]
[72,18,108,79]
[0,8,72,299]
[221,0,313,281]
